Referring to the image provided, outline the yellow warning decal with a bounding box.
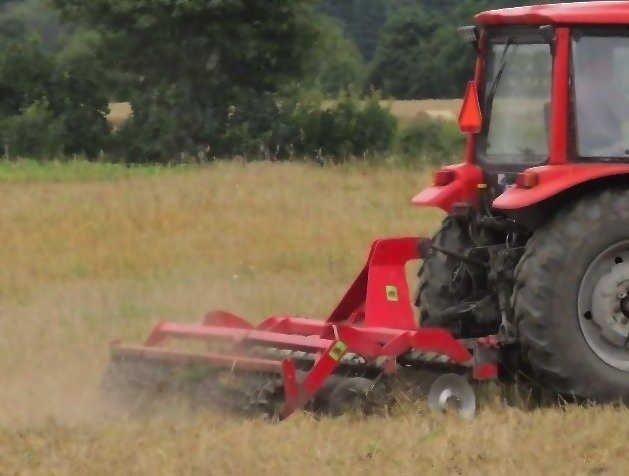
[386,285,399,302]
[329,341,348,361]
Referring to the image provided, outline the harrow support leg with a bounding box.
[280,339,350,418]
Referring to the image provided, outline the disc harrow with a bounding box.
[103,237,504,420]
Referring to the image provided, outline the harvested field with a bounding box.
[382,99,461,124]
[106,99,461,129]
[1,160,627,474]
[107,102,133,129]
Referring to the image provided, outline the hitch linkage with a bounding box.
[418,237,491,270]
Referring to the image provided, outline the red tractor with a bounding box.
[105,2,629,419]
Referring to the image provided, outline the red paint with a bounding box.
[379,332,413,356]
[280,338,349,418]
[477,336,500,349]
[111,345,285,374]
[473,363,499,380]
[550,28,570,165]
[363,238,419,330]
[281,359,298,416]
[150,322,332,353]
[336,325,384,361]
[202,310,254,329]
[327,237,419,331]
[144,322,170,347]
[257,317,327,336]
[343,326,408,344]
[493,164,629,210]
[411,163,484,212]
[434,169,456,187]
[476,2,629,26]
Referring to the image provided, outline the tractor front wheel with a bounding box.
[512,188,629,405]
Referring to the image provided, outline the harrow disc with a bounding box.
[427,373,477,420]
[327,377,385,416]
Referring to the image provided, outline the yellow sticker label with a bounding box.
[386,285,399,302]
[329,341,348,361]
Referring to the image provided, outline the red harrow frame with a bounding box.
[108,237,502,419]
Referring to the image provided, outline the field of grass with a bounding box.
[1,159,628,474]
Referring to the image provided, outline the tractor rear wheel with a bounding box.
[416,216,475,330]
[512,188,629,406]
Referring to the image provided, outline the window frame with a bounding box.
[475,26,554,173]
[570,27,629,164]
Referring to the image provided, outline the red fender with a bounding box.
[411,163,484,213]
[492,164,629,211]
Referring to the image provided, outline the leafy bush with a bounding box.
[0,100,65,158]
[49,36,112,158]
[115,90,398,164]
[0,34,112,160]
[293,93,397,162]
[113,88,302,164]
[110,87,203,164]
[396,113,465,167]
[220,93,302,161]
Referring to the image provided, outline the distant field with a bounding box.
[107,102,133,128]
[384,99,461,123]
[106,99,462,129]
[1,160,628,474]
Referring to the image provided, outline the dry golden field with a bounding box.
[106,99,462,129]
[1,160,628,475]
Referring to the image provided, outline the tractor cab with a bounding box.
[426,2,629,213]
[463,24,554,180]
[409,2,629,409]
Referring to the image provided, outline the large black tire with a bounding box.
[512,188,629,406]
[416,216,475,329]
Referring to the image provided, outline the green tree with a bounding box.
[367,6,447,99]
[53,0,321,162]
[0,31,111,159]
[302,15,365,96]
[365,0,540,99]
[0,37,52,117]
[317,0,390,61]
[54,0,318,100]
[0,0,79,53]
[48,32,111,157]
[316,0,537,64]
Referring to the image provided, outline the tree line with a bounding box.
[0,0,560,163]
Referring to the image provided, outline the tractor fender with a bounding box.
[493,164,629,210]
[492,164,629,230]
[411,163,484,213]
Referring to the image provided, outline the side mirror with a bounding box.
[457,26,480,52]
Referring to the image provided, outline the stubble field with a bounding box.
[106,99,463,128]
[1,159,628,475]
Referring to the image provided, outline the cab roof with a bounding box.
[476,1,629,26]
